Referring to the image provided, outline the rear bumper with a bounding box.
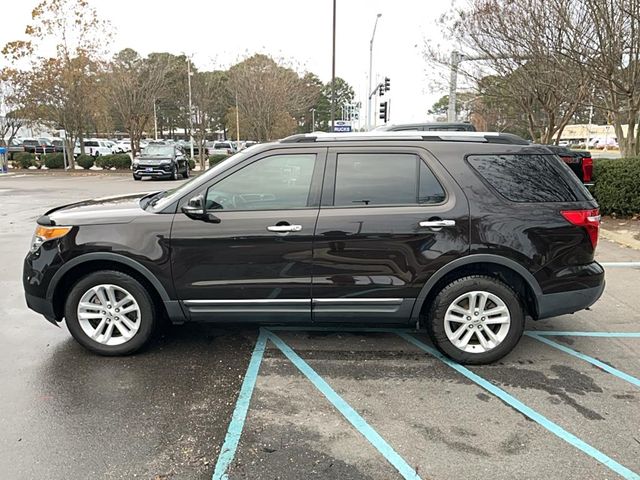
[537,278,605,319]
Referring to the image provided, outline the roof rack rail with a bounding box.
[279,131,529,145]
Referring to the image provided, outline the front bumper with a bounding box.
[23,243,65,324]
[134,163,173,177]
[25,291,57,325]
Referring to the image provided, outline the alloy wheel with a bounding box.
[76,284,141,346]
[443,290,511,353]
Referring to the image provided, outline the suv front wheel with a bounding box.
[426,275,524,365]
[64,270,157,355]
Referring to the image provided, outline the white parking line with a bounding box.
[600,262,640,268]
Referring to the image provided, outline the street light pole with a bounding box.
[311,108,316,132]
[187,57,194,160]
[235,91,240,149]
[153,99,158,141]
[367,13,382,131]
[330,0,337,132]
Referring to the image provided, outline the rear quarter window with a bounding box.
[467,154,591,203]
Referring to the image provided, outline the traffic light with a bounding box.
[384,77,391,92]
[378,84,384,97]
[379,101,388,123]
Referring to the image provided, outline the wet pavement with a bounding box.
[0,172,638,480]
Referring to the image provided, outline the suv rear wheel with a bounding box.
[426,275,524,364]
[64,270,157,355]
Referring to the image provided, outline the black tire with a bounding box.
[182,163,190,179]
[64,270,157,356]
[133,174,141,181]
[426,275,525,365]
[171,164,179,180]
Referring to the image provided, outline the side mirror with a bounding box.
[181,195,221,223]
[181,195,205,219]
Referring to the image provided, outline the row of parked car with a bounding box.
[8,137,258,159]
[8,137,131,158]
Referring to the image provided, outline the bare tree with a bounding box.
[191,70,229,169]
[227,55,320,141]
[554,0,640,156]
[2,0,111,168]
[0,81,25,146]
[105,49,171,157]
[433,0,589,143]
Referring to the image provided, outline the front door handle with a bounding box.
[267,224,303,232]
[419,220,456,228]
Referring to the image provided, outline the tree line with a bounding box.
[0,0,355,168]
[429,0,640,156]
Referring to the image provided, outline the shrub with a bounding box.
[13,152,36,169]
[188,159,196,170]
[95,154,131,170]
[593,157,640,216]
[76,154,94,169]
[44,153,65,169]
[208,154,229,168]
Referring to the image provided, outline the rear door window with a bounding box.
[467,154,590,202]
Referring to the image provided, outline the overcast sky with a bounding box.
[2,0,455,127]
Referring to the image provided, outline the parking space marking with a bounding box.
[397,332,640,480]
[212,330,268,480]
[600,262,640,268]
[265,329,423,480]
[526,333,640,388]
[532,331,640,338]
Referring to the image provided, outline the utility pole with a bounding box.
[187,57,194,160]
[330,0,337,132]
[311,108,316,132]
[448,51,462,122]
[368,13,382,131]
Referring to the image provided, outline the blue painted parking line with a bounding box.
[526,333,640,388]
[212,329,268,480]
[529,331,640,338]
[397,332,640,480]
[265,329,423,480]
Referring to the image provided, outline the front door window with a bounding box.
[206,154,316,211]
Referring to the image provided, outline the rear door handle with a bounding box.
[419,220,456,228]
[267,224,303,232]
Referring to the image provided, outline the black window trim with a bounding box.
[464,152,582,204]
[322,148,449,209]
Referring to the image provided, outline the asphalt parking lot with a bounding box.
[1,172,639,480]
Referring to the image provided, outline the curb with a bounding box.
[600,228,640,251]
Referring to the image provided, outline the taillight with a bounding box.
[581,156,593,183]
[561,209,600,249]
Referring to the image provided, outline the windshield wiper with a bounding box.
[141,190,166,209]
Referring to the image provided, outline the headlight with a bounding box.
[160,160,171,165]
[30,225,72,253]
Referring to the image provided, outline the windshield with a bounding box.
[142,145,174,156]
[147,149,253,212]
[215,143,231,149]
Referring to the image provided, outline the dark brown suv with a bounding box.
[23,131,604,363]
